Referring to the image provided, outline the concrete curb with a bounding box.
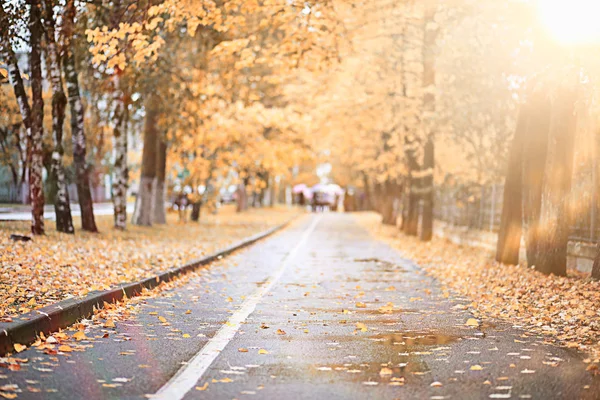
[0,218,295,355]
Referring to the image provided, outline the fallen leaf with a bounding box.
[258,349,269,355]
[58,345,73,353]
[465,318,479,327]
[13,343,26,353]
[356,322,368,332]
[196,382,209,391]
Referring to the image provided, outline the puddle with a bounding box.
[369,331,461,346]
[353,258,405,272]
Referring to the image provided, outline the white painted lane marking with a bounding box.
[152,215,321,400]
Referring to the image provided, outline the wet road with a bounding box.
[2,214,600,399]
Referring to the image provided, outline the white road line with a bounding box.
[152,214,321,400]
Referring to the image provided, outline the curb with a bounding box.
[0,218,295,355]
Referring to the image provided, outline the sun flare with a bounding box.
[538,0,600,44]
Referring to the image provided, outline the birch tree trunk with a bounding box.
[133,94,159,226]
[28,0,45,235]
[153,138,167,224]
[534,86,578,276]
[43,0,73,234]
[63,0,98,232]
[0,4,33,211]
[112,74,128,230]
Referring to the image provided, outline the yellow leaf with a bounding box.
[470,365,483,371]
[258,349,269,354]
[355,302,366,308]
[185,310,191,314]
[104,320,116,328]
[158,316,167,323]
[465,318,479,327]
[58,344,73,352]
[73,331,87,341]
[379,367,393,376]
[356,322,368,332]
[13,343,26,353]
[276,329,286,335]
[195,382,209,391]
[182,334,191,338]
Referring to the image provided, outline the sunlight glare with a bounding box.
[538,0,600,44]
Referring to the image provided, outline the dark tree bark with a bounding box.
[133,94,159,226]
[28,0,45,235]
[592,246,600,280]
[381,180,397,225]
[361,173,373,211]
[153,138,167,224]
[521,91,551,268]
[190,202,201,221]
[63,0,98,232]
[419,2,437,242]
[496,103,528,265]
[420,137,434,241]
[403,136,420,236]
[43,0,73,234]
[534,86,578,276]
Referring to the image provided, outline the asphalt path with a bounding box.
[2,213,600,399]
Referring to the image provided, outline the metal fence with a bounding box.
[0,182,109,204]
[433,182,600,244]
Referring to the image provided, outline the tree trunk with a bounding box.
[420,137,434,241]
[592,245,600,279]
[381,181,396,225]
[153,138,167,224]
[359,174,369,211]
[133,94,159,226]
[496,103,528,265]
[0,4,34,215]
[521,91,551,268]
[29,0,45,235]
[43,0,73,234]
[63,0,98,232]
[534,86,578,276]
[112,74,128,230]
[190,202,201,221]
[419,2,437,242]
[403,136,420,236]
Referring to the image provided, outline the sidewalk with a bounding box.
[0,213,598,399]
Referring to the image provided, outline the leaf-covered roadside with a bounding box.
[357,213,600,364]
[0,205,299,319]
